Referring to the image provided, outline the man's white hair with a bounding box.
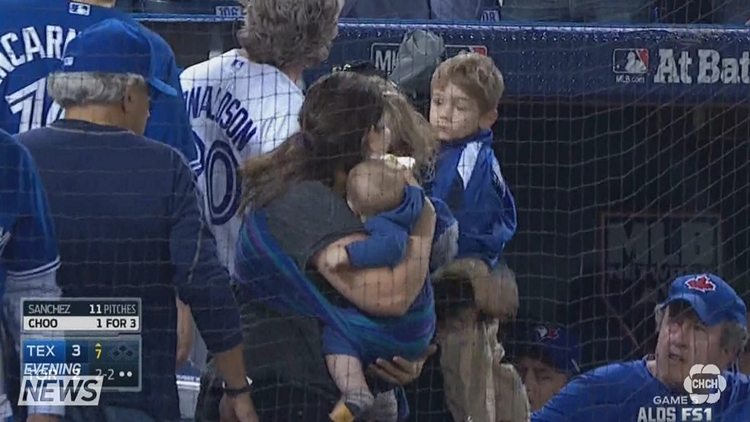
[654,304,749,353]
[47,72,146,108]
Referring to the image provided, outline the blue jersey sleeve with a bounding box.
[0,133,59,280]
[345,217,409,268]
[531,375,596,422]
[140,28,200,174]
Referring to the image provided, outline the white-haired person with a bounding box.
[532,273,750,422]
[16,19,256,422]
[179,0,343,370]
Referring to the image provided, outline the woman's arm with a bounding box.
[312,199,436,317]
[176,298,194,368]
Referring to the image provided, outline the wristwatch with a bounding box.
[223,377,253,397]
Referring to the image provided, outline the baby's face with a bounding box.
[346,197,371,222]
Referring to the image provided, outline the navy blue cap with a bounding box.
[60,19,176,97]
[662,274,747,328]
[508,324,581,375]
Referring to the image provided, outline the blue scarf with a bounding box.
[426,129,517,267]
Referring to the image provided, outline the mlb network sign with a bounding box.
[19,376,103,406]
[371,43,488,74]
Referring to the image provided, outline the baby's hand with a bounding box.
[323,246,350,269]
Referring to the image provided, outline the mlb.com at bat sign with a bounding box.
[684,364,727,405]
[371,43,488,74]
[19,376,103,406]
[612,47,750,85]
[600,213,721,286]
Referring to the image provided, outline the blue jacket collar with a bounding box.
[440,129,493,151]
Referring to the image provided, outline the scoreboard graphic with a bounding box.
[20,298,143,393]
[22,298,141,332]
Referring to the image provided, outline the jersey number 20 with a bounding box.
[204,139,241,225]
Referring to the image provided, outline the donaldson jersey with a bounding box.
[180,49,304,272]
[533,359,750,422]
[0,0,199,170]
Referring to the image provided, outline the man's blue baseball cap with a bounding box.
[662,274,747,329]
[508,324,581,375]
[60,19,176,97]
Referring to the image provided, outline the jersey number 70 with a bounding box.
[6,77,64,133]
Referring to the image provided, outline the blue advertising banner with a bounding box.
[134,15,750,105]
[322,21,750,105]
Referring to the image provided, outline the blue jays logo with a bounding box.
[612,48,649,75]
[535,325,560,341]
[685,275,716,293]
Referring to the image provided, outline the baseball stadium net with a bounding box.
[138,12,750,419]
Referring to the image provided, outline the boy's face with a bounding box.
[514,356,569,411]
[430,82,491,141]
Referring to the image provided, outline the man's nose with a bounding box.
[668,322,688,347]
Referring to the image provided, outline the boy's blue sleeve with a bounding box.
[345,217,409,268]
[141,29,201,174]
[531,375,596,422]
[455,147,517,268]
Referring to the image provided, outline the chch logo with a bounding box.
[683,364,726,404]
[535,326,560,341]
[685,275,716,293]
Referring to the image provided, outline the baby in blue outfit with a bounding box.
[323,160,435,422]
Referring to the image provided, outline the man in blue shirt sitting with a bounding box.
[533,274,749,422]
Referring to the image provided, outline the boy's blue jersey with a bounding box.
[533,360,750,422]
[0,0,199,171]
[0,129,59,291]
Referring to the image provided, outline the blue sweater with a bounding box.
[18,120,241,421]
[346,185,425,268]
[425,129,517,268]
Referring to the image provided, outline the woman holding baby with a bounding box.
[195,69,527,422]
[195,71,439,422]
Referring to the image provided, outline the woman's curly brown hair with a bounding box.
[377,79,438,176]
[237,0,341,69]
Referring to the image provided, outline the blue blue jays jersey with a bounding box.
[533,360,750,422]
[0,0,199,171]
[0,129,59,292]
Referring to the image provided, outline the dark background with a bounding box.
[143,20,750,368]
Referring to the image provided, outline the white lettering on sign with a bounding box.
[602,214,720,286]
[654,48,750,84]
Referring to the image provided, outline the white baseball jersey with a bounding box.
[180,49,304,273]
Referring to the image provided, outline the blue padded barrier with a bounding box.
[133,15,750,105]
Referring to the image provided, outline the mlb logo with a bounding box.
[612,48,649,75]
[446,45,489,57]
[68,2,91,16]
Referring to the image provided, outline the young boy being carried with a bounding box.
[323,160,436,422]
[427,53,521,422]
[427,52,518,315]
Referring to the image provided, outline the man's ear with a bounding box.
[122,85,137,113]
[479,108,498,129]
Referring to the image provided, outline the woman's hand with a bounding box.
[368,344,437,385]
[219,392,259,422]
